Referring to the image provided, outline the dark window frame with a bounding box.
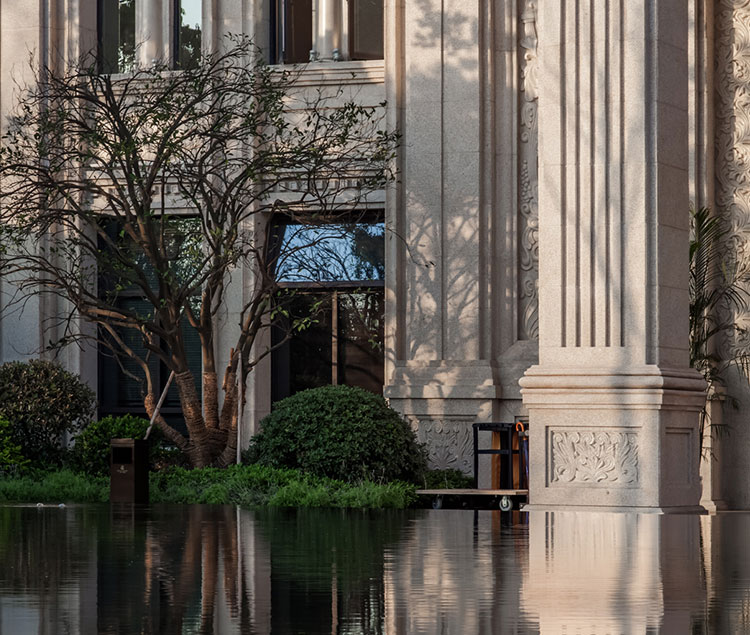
[97,0,136,74]
[270,212,386,402]
[96,218,202,430]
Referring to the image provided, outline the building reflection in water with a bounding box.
[520,512,705,633]
[4,505,750,633]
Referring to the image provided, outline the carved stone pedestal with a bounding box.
[521,367,706,511]
[524,0,707,510]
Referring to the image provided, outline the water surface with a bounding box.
[0,504,748,633]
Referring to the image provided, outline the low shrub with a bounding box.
[245,385,427,483]
[150,464,417,508]
[0,416,29,475]
[72,414,155,475]
[0,464,417,508]
[0,469,108,503]
[0,360,96,466]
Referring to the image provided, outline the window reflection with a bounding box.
[98,0,136,73]
[176,0,202,68]
[275,222,384,283]
[272,220,385,401]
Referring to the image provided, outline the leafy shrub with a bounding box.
[245,385,427,483]
[422,468,474,490]
[72,414,156,475]
[0,416,29,474]
[149,464,417,508]
[0,360,96,466]
[0,469,109,503]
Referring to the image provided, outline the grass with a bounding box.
[0,464,418,509]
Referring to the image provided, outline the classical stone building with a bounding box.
[2,0,750,509]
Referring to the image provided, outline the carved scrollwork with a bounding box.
[518,0,539,341]
[715,1,750,363]
[415,418,474,475]
[550,430,639,486]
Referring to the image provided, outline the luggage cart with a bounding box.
[417,419,529,510]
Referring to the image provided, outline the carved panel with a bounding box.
[715,1,750,363]
[518,0,539,341]
[415,417,474,475]
[549,430,639,486]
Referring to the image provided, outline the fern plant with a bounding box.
[689,206,750,451]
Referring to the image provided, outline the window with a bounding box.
[272,0,383,64]
[271,220,385,401]
[175,0,202,69]
[97,219,202,431]
[273,0,313,64]
[349,0,384,60]
[98,0,136,73]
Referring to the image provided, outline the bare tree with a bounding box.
[0,36,398,467]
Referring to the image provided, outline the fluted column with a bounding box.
[520,0,706,510]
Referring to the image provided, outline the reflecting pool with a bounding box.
[0,505,749,634]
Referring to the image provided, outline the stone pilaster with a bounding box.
[520,0,706,510]
[384,1,539,477]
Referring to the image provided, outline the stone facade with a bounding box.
[2,0,750,508]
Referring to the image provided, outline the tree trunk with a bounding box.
[144,392,189,451]
[174,370,212,467]
[203,371,220,429]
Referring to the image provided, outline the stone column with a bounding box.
[312,0,341,60]
[520,0,706,510]
[136,0,169,66]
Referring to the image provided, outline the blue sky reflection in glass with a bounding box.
[276,222,385,283]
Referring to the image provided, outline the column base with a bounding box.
[520,365,707,510]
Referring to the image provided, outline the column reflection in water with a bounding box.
[384,510,534,633]
[9,506,750,633]
[521,512,706,633]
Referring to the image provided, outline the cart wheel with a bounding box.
[432,495,444,510]
[499,495,513,512]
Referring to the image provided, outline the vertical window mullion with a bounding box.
[332,290,339,385]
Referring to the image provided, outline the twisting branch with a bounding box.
[0,35,398,467]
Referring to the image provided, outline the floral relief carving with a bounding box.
[416,418,474,475]
[518,0,539,341]
[716,1,750,363]
[550,430,639,486]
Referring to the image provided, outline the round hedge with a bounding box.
[0,360,96,465]
[246,385,426,483]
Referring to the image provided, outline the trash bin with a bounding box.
[110,438,149,504]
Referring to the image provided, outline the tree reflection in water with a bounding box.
[4,506,750,633]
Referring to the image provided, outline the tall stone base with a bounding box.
[521,367,706,511]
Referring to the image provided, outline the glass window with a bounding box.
[349,0,383,60]
[272,0,313,64]
[274,222,385,282]
[98,218,202,430]
[98,0,136,73]
[176,0,202,69]
[271,220,385,401]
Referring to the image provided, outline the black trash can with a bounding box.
[110,438,149,504]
